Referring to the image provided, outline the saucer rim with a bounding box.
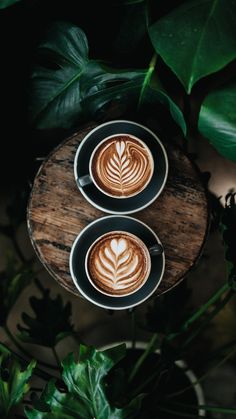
[69,215,165,310]
[74,120,169,215]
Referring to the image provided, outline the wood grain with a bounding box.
[27,124,209,298]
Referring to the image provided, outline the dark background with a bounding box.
[0,0,186,189]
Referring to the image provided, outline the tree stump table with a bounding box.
[27,124,209,299]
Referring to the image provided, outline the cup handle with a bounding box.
[77,174,92,188]
[148,243,163,256]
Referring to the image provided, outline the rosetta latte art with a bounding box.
[88,233,150,296]
[92,135,153,197]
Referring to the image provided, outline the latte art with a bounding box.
[87,232,150,296]
[91,135,153,197]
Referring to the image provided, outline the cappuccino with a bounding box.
[91,135,154,198]
[86,231,151,296]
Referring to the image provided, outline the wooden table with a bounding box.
[27,124,209,298]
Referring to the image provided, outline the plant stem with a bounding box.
[166,346,236,400]
[4,325,58,370]
[181,282,229,332]
[166,282,230,343]
[128,333,158,382]
[133,363,168,397]
[157,405,204,418]
[166,401,236,415]
[138,52,157,109]
[182,288,235,348]
[52,346,61,369]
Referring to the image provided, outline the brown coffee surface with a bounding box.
[87,232,150,296]
[92,135,153,197]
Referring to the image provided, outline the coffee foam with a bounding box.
[92,135,153,198]
[87,232,150,296]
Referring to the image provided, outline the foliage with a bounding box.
[0,193,235,417]
[138,74,187,136]
[0,257,32,326]
[1,0,236,416]
[25,344,143,419]
[30,22,147,129]
[0,350,36,418]
[199,81,236,162]
[149,0,236,93]
[23,0,236,161]
[18,287,75,347]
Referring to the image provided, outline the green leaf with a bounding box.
[0,0,22,9]
[30,22,147,129]
[61,344,126,418]
[149,0,236,93]
[26,380,90,419]
[25,344,143,419]
[0,260,32,326]
[139,74,187,136]
[198,81,236,161]
[150,86,187,136]
[18,288,75,347]
[0,351,36,418]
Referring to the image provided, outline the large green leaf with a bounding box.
[198,81,236,162]
[138,71,187,136]
[30,22,147,129]
[149,0,236,93]
[25,344,143,419]
[147,85,187,136]
[0,0,22,9]
[18,288,75,347]
[0,351,36,418]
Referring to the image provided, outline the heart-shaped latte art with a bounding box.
[88,233,150,296]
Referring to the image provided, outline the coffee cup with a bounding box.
[85,230,163,297]
[74,120,168,215]
[70,215,165,310]
[78,133,154,199]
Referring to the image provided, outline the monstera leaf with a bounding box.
[18,288,75,347]
[0,0,22,9]
[30,22,147,129]
[198,81,236,162]
[25,344,143,419]
[149,0,236,93]
[138,71,187,136]
[0,351,36,418]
